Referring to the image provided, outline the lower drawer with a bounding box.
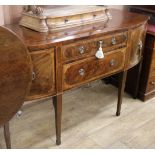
[63,48,126,90]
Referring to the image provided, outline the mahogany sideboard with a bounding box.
[2,9,148,147]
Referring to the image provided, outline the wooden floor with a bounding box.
[1,80,155,149]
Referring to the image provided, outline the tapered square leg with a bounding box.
[53,94,62,145]
[4,122,11,149]
[116,71,127,116]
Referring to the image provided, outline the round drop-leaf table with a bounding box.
[0,27,32,148]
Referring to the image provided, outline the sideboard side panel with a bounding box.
[127,23,147,69]
[26,48,56,100]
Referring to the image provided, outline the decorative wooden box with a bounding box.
[19,5,112,32]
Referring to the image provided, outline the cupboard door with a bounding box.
[26,48,56,100]
[128,24,147,68]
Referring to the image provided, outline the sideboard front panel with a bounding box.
[63,48,126,90]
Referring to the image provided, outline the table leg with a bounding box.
[4,122,11,149]
[53,94,62,145]
[116,71,127,116]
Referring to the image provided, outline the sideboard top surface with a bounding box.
[4,9,149,51]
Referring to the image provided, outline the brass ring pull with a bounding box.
[32,71,36,80]
[111,37,116,45]
[138,40,143,50]
[79,68,85,76]
[79,46,85,54]
[110,59,116,66]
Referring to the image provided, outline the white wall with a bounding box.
[109,5,125,10]
[0,6,4,25]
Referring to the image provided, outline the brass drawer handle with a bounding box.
[32,71,36,80]
[79,46,85,54]
[150,81,155,85]
[79,68,85,76]
[111,37,116,45]
[110,59,116,66]
[138,40,143,50]
[95,41,104,59]
[137,40,143,56]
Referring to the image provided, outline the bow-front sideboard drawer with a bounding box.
[62,32,127,63]
[63,48,126,90]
